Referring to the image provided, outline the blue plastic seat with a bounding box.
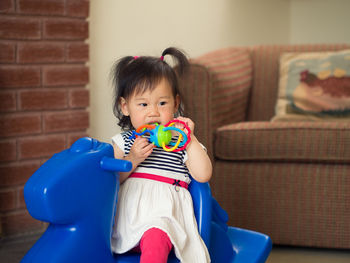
[22,137,272,263]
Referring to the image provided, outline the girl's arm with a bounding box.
[113,137,154,184]
[176,117,212,183]
[185,135,212,182]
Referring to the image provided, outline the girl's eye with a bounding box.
[159,101,167,106]
[139,103,147,107]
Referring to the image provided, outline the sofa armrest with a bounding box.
[179,48,253,159]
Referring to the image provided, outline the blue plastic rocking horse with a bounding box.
[22,137,272,263]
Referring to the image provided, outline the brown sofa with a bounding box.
[179,44,350,249]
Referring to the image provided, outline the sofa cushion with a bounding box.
[215,121,350,163]
[248,44,350,122]
[273,49,350,121]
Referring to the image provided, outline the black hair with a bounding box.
[111,47,189,130]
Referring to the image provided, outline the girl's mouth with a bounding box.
[148,122,159,126]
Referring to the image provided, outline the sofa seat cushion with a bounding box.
[215,121,350,163]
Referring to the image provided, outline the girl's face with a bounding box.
[120,78,180,129]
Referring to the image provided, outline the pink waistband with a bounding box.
[129,172,189,189]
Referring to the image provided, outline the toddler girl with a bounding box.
[111,47,212,263]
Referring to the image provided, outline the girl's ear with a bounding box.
[120,97,129,116]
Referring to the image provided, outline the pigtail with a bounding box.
[111,56,135,130]
[161,47,189,76]
[161,47,188,118]
[111,56,134,94]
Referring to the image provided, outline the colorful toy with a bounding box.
[130,120,191,152]
[22,137,272,263]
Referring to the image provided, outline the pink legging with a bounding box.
[138,228,173,263]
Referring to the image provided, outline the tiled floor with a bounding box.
[1,233,350,263]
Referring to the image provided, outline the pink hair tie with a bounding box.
[160,56,164,61]
[134,56,139,59]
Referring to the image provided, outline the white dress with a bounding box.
[111,131,210,263]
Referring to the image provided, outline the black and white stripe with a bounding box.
[121,131,190,178]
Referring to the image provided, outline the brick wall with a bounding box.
[0,0,89,238]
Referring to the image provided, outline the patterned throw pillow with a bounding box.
[272,49,350,121]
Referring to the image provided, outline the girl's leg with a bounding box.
[140,228,173,263]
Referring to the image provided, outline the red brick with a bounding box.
[18,0,64,15]
[0,189,16,212]
[1,210,43,235]
[0,66,41,88]
[17,42,65,64]
[0,161,40,186]
[44,110,89,133]
[19,134,66,159]
[19,89,68,110]
[43,65,88,86]
[67,42,88,62]
[69,88,89,108]
[0,16,41,40]
[67,131,88,147]
[0,139,16,162]
[0,113,41,137]
[0,0,14,13]
[0,91,16,112]
[43,18,88,40]
[18,187,26,209]
[0,42,15,63]
[66,0,89,18]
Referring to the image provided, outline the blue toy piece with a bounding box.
[22,137,272,263]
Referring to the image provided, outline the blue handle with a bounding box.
[100,157,132,172]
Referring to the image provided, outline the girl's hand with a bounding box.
[128,137,154,165]
[174,116,195,136]
[113,137,153,184]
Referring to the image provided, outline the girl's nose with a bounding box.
[149,105,160,116]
